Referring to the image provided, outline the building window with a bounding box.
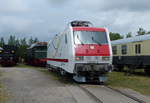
[112,46,117,55]
[121,45,127,55]
[135,44,141,54]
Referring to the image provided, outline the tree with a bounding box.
[137,28,146,36]
[0,35,42,62]
[15,39,20,47]
[28,37,34,46]
[8,35,16,45]
[20,38,27,46]
[126,32,132,38]
[19,38,29,59]
[0,37,5,47]
[33,37,39,43]
[146,31,150,34]
[109,32,123,41]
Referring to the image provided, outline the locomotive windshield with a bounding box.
[74,31,108,44]
[35,46,47,51]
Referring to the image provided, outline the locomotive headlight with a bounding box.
[75,56,84,61]
[102,56,110,61]
[12,50,15,53]
[0,50,2,53]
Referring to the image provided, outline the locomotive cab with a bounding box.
[71,21,112,82]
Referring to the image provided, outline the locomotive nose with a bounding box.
[75,44,110,56]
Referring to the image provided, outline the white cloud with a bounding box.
[0,0,150,41]
[0,16,32,31]
[0,0,29,13]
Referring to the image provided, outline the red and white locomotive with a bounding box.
[47,21,112,82]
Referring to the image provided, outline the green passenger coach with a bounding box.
[111,34,150,74]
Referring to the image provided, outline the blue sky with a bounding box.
[0,0,150,41]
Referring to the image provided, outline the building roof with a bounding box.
[111,34,150,45]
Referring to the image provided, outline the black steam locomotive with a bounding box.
[0,45,19,66]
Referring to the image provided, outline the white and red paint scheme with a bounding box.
[47,21,112,82]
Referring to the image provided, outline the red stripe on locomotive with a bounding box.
[75,44,110,56]
[73,27,106,32]
[46,58,69,62]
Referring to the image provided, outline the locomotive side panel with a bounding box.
[47,29,74,73]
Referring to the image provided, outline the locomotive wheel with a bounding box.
[144,67,150,75]
[60,69,66,76]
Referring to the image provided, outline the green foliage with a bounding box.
[109,32,123,41]
[147,31,150,34]
[28,37,39,46]
[8,35,16,45]
[126,32,132,38]
[28,37,34,46]
[136,28,150,36]
[0,35,40,61]
[0,37,5,47]
[33,37,39,43]
[18,38,28,59]
[137,28,146,35]
[108,72,150,95]
[15,39,20,47]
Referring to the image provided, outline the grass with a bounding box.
[16,64,37,68]
[107,72,150,95]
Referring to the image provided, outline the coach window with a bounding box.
[135,44,141,54]
[112,46,117,55]
[121,45,127,55]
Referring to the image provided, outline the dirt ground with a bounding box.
[0,67,78,103]
[0,66,149,103]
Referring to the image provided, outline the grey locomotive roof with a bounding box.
[28,42,47,49]
[111,34,150,45]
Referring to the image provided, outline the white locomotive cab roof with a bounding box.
[111,34,150,45]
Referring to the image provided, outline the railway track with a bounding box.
[78,85,103,103]
[106,86,146,103]
[78,84,146,103]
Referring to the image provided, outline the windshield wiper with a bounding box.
[91,37,102,45]
[77,35,84,45]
